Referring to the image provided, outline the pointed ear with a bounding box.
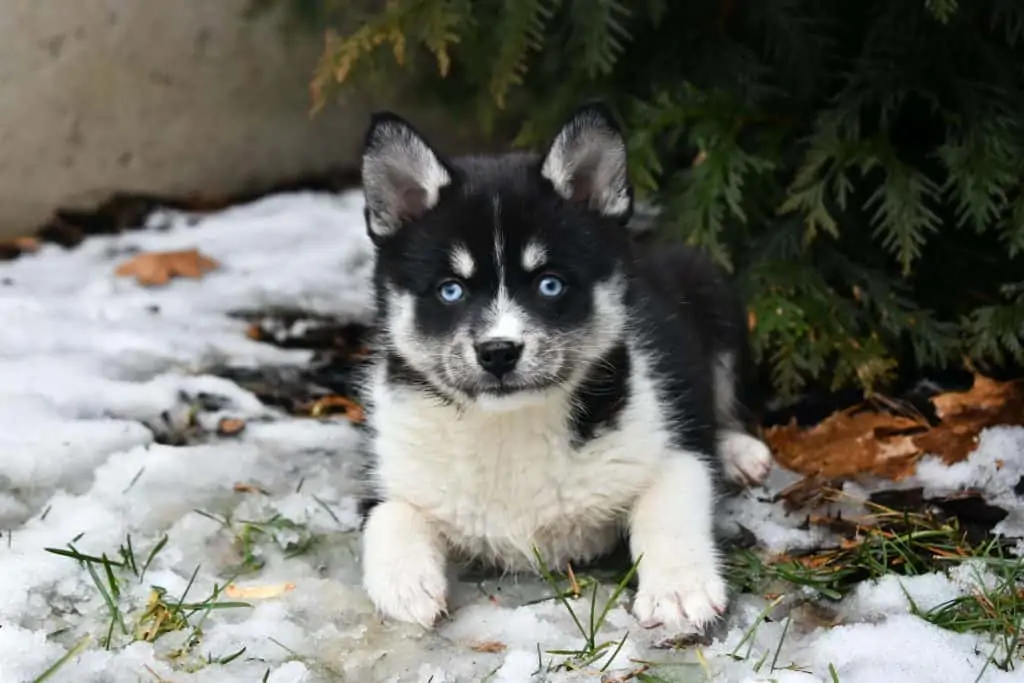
[539,102,633,222]
[361,112,453,238]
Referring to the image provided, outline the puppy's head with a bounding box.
[362,104,633,409]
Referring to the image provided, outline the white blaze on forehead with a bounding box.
[481,291,526,341]
[521,240,547,272]
[449,244,475,279]
[492,195,505,278]
[481,194,527,342]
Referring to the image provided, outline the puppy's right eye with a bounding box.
[437,279,466,303]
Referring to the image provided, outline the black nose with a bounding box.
[474,340,523,379]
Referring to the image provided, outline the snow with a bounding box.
[0,188,1022,682]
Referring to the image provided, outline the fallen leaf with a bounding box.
[0,236,41,260]
[217,417,246,436]
[765,373,1024,484]
[914,374,1024,464]
[233,482,269,495]
[930,374,1020,421]
[224,582,295,600]
[765,407,927,481]
[115,248,219,286]
[470,641,507,653]
[306,395,365,423]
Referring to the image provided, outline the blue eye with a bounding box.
[438,280,466,303]
[537,275,566,298]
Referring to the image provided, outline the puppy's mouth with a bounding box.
[468,373,559,398]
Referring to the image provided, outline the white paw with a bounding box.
[362,502,448,628]
[632,560,728,633]
[363,554,448,628]
[720,431,773,487]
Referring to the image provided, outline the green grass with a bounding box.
[39,533,252,676]
[30,635,92,683]
[725,494,1024,675]
[194,508,322,574]
[532,547,640,673]
[908,554,1024,672]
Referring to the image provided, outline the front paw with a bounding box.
[720,431,773,487]
[362,501,448,628]
[363,554,448,628]
[632,561,728,633]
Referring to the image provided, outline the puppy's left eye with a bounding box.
[536,274,566,299]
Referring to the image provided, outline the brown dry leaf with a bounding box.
[930,374,1020,420]
[233,482,268,495]
[224,582,295,600]
[470,641,507,653]
[765,407,927,480]
[766,372,1024,485]
[306,395,365,423]
[218,417,246,436]
[913,374,1024,465]
[11,236,40,252]
[115,248,219,286]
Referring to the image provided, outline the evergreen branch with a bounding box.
[569,0,632,78]
[419,0,469,77]
[937,131,1015,234]
[489,0,557,108]
[309,1,421,110]
[963,283,1024,366]
[1002,195,1024,258]
[925,0,959,24]
[862,149,943,275]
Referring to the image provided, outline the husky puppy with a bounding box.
[356,103,773,633]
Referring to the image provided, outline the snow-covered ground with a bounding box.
[0,190,1021,682]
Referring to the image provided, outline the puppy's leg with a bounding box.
[362,499,448,627]
[713,352,772,486]
[629,453,728,632]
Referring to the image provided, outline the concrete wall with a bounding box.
[0,0,476,238]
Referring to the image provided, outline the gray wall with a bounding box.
[0,0,475,238]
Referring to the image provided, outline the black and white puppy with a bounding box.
[356,103,773,633]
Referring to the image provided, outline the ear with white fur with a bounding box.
[540,103,633,222]
[361,112,452,239]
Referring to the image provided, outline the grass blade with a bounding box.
[140,535,168,582]
[31,634,92,683]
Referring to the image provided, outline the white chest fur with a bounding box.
[366,352,671,570]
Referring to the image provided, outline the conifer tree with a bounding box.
[256,0,1024,398]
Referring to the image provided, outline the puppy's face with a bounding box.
[362,105,634,408]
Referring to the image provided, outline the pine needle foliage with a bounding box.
[255,0,1024,398]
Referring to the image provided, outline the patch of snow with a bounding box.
[912,426,1024,539]
[1,189,1021,683]
[840,572,963,621]
[794,614,1018,683]
[718,466,828,554]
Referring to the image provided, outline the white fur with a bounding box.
[521,240,547,272]
[384,288,437,377]
[363,122,451,237]
[362,499,448,627]
[629,454,727,631]
[540,116,631,219]
[361,335,725,633]
[719,430,773,487]
[481,290,526,341]
[449,245,475,279]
